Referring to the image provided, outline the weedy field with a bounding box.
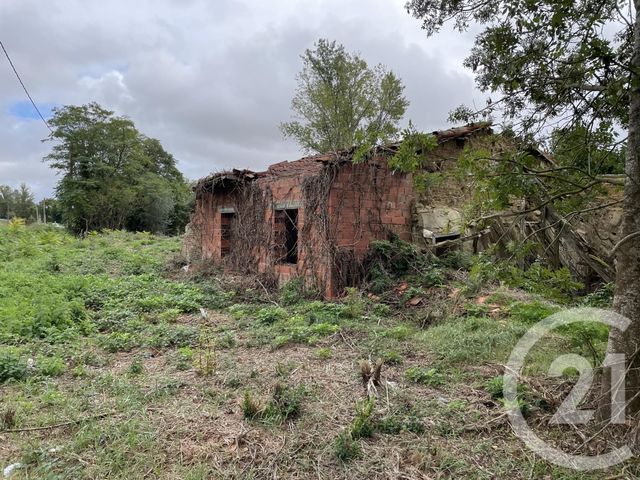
[0,223,637,479]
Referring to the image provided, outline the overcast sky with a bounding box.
[0,0,481,199]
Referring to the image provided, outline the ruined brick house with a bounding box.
[184,123,492,298]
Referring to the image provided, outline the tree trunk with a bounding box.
[600,0,640,419]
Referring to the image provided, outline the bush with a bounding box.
[280,277,305,306]
[372,303,391,317]
[582,282,615,308]
[254,306,288,325]
[406,367,444,386]
[469,256,583,303]
[350,397,376,439]
[38,356,66,377]
[0,349,28,383]
[334,431,361,462]
[343,288,365,319]
[242,391,261,420]
[99,332,139,352]
[365,238,440,294]
[176,347,194,371]
[508,301,558,324]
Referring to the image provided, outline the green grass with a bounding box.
[0,224,634,479]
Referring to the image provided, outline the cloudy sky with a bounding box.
[0,0,481,199]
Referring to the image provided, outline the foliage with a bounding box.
[581,282,615,308]
[38,356,67,377]
[388,122,438,178]
[242,391,261,420]
[406,366,444,386]
[551,124,624,175]
[0,225,216,348]
[469,255,583,303]
[350,397,376,439]
[175,346,194,371]
[377,403,425,434]
[262,382,306,423]
[508,301,559,324]
[280,277,306,306]
[342,288,365,319]
[194,329,216,376]
[44,103,191,234]
[407,1,631,133]
[0,183,36,222]
[242,382,307,424]
[128,357,144,376]
[0,348,28,383]
[365,237,442,294]
[254,306,289,325]
[280,39,408,158]
[334,430,361,462]
[334,397,376,461]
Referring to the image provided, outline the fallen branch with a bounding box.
[0,411,118,434]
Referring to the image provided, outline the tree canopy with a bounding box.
[44,103,191,234]
[280,39,409,155]
[0,183,36,221]
[407,0,640,417]
[408,0,632,136]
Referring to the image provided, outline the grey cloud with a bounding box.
[0,0,481,199]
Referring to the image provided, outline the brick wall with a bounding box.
[325,155,414,295]
[187,136,485,298]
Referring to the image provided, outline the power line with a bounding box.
[0,39,53,134]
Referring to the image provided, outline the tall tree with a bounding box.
[14,183,36,220]
[280,39,409,156]
[0,185,15,219]
[44,103,191,234]
[406,0,640,416]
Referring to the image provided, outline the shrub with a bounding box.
[242,391,261,419]
[176,347,194,371]
[343,288,365,319]
[254,306,288,325]
[469,256,583,303]
[582,282,615,308]
[280,277,305,306]
[508,301,558,324]
[38,356,66,377]
[406,367,444,386]
[372,303,391,317]
[350,397,376,439]
[128,357,144,376]
[0,349,28,383]
[334,431,361,462]
[99,332,139,352]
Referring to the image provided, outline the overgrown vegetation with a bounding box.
[44,103,192,234]
[0,224,631,479]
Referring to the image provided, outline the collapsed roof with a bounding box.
[195,122,492,193]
